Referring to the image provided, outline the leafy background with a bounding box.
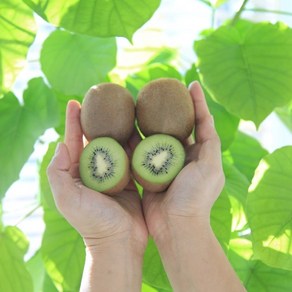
[1,0,292,291]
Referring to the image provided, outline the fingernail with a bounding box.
[188,80,199,90]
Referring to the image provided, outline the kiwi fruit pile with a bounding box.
[79,79,194,194]
[132,78,194,192]
[79,83,135,195]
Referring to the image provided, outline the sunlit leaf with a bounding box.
[195,21,292,126]
[26,250,57,292]
[0,0,36,94]
[185,64,239,150]
[229,238,292,291]
[223,159,249,233]
[0,78,59,199]
[276,102,292,133]
[247,146,292,271]
[227,131,268,181]
[24,0,161,40]
[41,208,85,291]
[40,30,117,96]
[0,226,33,292]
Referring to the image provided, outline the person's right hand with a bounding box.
[142,81,225,241]
[47,100,148,250]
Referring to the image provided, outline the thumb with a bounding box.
[47,143,79,211]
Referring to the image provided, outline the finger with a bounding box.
[47,143,80,211]
[189,81,217,143]
[65,100,83,164]
[124,127,142,158]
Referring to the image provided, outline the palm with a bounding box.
[71,179,148,245]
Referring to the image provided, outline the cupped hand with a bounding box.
[47,101,148,250]
[142,81,225,240]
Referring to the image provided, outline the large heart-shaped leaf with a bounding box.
[24,0,160,40]
[227,131,268,182]
[0,78,59,199]
[0,226,33,292]
[247,146,292,271]
[26,250,58,292]
[195,21,292,127]
[229,239,292,291]
[41,208,85,291]
[0,0,36,94]
[40,30,117,96]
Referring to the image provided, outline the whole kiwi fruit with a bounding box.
[80,137,130,194]
[131,134,185,192]
[81,83,135,144]
[136,78,195,141]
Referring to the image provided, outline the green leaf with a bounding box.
[213,0,230,8]
[26,250,58,292]
[195,21,292,127]
[41,208,85,291]
[223,159,249,233]
[40,30,117,96]
[146,48,177,66]
[40,142,59,210]
[211,189,232,252]
[228,238,292,291]
[247,146,292,271]
[185,64,239,150]
[126,63,182,100]
[0,226,33,292]
[24,0,161,40]
[0,0,36,94]
[276,101,292,133]
[0,78,59,199]
[142,282,159,292]
[54,92,83,136]
[143,238,172,291]
[227,131,268,181]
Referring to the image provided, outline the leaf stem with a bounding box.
[243,7,292,17]
[14,203,41,226]
[231,0,249,26]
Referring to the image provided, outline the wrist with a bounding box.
[153,214,211,248]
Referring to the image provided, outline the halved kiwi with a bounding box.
[80,137,130,194]
[136,78,195,141]
[132,134,185,192]
[81,83,135,145]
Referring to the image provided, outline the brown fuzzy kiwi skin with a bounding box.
[132,168,171,193]
[80,83,135,145]
[136,78,195,141]
[104,153,130,195]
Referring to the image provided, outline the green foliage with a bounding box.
[0,226,33,291]
[247,146,292,271]
[195,20,292,127]
[1,1,292,291]
[227,131,269,181]
[0,0,36,95]
[24,0,161,40]
[0,78,58,198]
[229,238,292,291]
[40,30,117,96]
[42,208,85,291]
[26,250,57,292]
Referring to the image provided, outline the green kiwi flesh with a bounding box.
[136,78,195,142]
[81,83,135,144]
[80,137,129,194]
[132,134,185,192]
